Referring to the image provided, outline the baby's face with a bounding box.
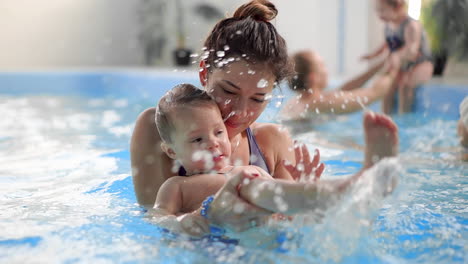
[170,105,231,174]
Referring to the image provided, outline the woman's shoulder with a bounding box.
[136,107,156,125]
[131,107,161,149]
[250,122,292,146]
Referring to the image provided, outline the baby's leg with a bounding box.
[398,61,434,113]
[363,111,398,169]
[239,112,399,214]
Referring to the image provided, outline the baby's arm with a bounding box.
[152,176,210,236]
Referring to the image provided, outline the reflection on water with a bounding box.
[0,95,466,263]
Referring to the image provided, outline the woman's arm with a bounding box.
[361,42,389,60]
[130,108,175,207]
[340,61,385,91]
[313,69,397,114]
[252,123,297,181]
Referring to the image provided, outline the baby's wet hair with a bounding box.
[381,0,406,8]
[156,84,215,143]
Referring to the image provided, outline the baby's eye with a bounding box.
[216,130,224,136]
[191,137,203,143]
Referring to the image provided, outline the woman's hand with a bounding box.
[282,143,325,182]
[207,167,273,231]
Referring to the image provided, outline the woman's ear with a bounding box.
[199,60,208,87]
[161,142,177,160]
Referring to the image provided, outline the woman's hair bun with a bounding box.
[232,0,278,22]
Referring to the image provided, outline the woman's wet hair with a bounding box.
[202,0,293,83]
[289,51,313,92]
[156,84,216,143]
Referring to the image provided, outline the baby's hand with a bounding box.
[177,213,210,237]
[282,143,325,182]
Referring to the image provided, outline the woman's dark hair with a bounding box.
[202,0,293,83]
[289,51,313,92]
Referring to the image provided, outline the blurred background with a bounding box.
[0,0,466,80]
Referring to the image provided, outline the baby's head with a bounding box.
[156,84,231,175]
[375,0,406,22]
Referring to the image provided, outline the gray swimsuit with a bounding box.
[385,17,432,71]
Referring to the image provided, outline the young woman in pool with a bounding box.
[131,0,399,231]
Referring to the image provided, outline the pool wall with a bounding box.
[0,71,466,119]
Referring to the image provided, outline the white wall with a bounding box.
[276,0,381,79]
[0,0,382,77]
[0,0,142,69]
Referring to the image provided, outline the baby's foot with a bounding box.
[363,112,398,169]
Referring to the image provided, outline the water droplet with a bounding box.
[248,70,256,75]
[257,79,268,88]
[223,45,230,51]
[216,51,225,57]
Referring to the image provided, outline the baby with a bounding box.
[362,0,434,114]
[152,83,397,236]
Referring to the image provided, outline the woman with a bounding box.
[281,50,398,122]
[131,0,399,232]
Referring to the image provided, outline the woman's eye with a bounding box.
[252,98,265,103]
[223,89,235,95]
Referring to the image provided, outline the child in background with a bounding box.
[362,0,433,114]
[151,84,398,236]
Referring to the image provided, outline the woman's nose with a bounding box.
[232,100,248,118]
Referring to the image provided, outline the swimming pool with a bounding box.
[0,71,466,263]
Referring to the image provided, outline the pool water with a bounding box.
[0,71,466,263]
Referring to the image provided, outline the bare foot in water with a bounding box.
[363,111,399,169]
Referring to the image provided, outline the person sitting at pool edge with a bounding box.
[152,83,399,236]
[131,0,401,232]
[281,50,398,122]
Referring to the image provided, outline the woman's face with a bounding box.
[204,60,276,138]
